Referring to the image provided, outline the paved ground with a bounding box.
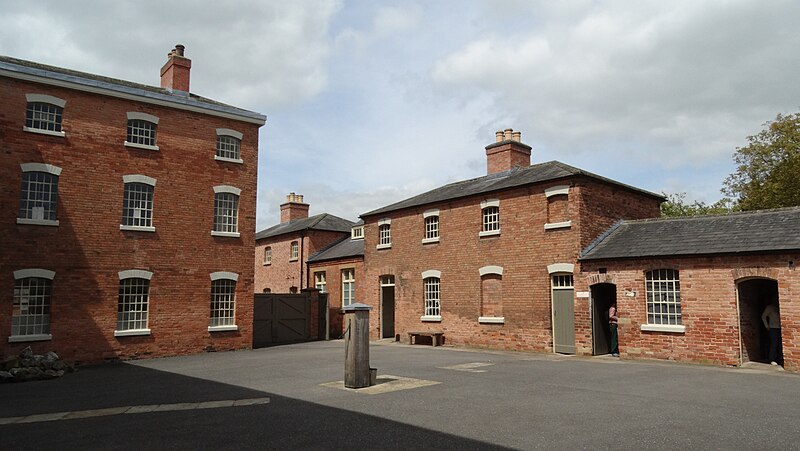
[2,340,800,450]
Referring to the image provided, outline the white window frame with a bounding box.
[124,112,160,151]
[421,271,442,321]
[642,269,685,333]
[423,209,440,244]
[377,219,391,249]
[209,272,239,332]
[290,241,299,261]
[24,94,66,137]
[479,199,500,237]
[114,270,153,337]
[315,271,327,293]
[10,269,55,343]
[342,268,355,307]
[351,225,364,240]
[120,175,156,232]
[211,185,241,237]
[215,128,244,164]
[17,163,61,227]
[264,246,272,265]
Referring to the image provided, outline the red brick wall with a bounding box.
[578,254,800,371]
[307,257,365,338]
[0,77,260,363]
[254,229,348,293]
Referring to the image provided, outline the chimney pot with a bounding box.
[496,131,504,142]
[512,131,521,142]
[504,128,513,141]
[175,44,185,57]
[280,192,310,222]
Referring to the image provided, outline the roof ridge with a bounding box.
[623,206,800,225]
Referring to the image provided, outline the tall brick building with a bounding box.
[1,46,265,363]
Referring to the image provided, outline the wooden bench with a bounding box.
[408,331,444,347]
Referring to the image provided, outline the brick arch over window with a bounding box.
[732,267,780,282]
[479,266,504,323]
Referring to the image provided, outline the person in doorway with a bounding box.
[609,301,619,357]
[761,302,782,366]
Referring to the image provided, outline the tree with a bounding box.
[723,112,800,210]
[660,192,736,217]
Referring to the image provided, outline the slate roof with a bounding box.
[307,237,365,263]
[580,207,800,261]
[255,214,354,240]
[0,55,266,124]
[361,160,663,217]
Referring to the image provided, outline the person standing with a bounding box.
[609,301,619,357]
[761,302,782,366]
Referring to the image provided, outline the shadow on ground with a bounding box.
[0,363,509,450]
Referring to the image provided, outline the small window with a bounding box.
[342,269,355,307]
[12,271,54,340]
[290,242,299,260]
[482,206,500,232]
[18,164,61,226]
[379,224,391,246]
[212,186,241,237]
[264,247,272,265]
[351,225,364,240]
[315,272,327,293]
[423,277,441,317]
[26,102,63,133]
[116,277,150,333]
[121,176,156,231]
[552,274,574,288]
[425,215,439,240]
[127,119,157,147]
[210,278,236,328]
[646,269,681,326]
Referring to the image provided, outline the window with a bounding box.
[264,247,272,265]
[645,269,682,327]
[315,272,327,293]
[215,128,243,163]
[480,199,500,237]
[209,272,238,331]
[18,163,61,226]
[552,274,574,289]
[290,241,299,261]
[121,175,156,231]
[115,270,153,336]
[423,276,441,319]
[378,223,391,248]
[342,269,355,307]
[125,112,159,150]
[351,225,364,240]
[24,94,65,137]
[544,185,571,230]
[11,269,55,342]
[423,209,439,243]
[212,186,241,237]
[479,266,504,323]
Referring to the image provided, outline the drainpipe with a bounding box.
[300,232,306,289]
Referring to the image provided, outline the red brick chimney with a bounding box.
[160,44,191,94]
[280,193,309,223]
[485,128,532,175]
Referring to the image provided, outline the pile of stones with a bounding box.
[0,347,75,382]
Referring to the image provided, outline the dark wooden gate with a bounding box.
[253,293,311,348]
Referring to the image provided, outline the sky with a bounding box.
[2,0,799,230]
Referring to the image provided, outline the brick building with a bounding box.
[1,46,265,363]
[578,208,800,371]
[360,129,664,351]
[254,194,354,293]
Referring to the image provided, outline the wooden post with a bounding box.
[343,303,372,388]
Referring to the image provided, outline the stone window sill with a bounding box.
[208,325,239,332]
[640,324,685,333]
[8,334,52,343]
[289,257,299,262]
[420,315,442,322]
[478,316,505,324]
[23,127,65,138]
[214,155,244,164]
[421,237,439,244]
[211,231,240,238]
[544,221,572,230]
[120,225,155,232]
[376,243,392,250]
[479,230,500,238]
[17,218,59,227]
[124,141,160,151]
[114,329,151,337]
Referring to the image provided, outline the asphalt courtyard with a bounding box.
[2,340,800,450]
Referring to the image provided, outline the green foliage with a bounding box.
[723,112,800,210]
[660,192,737,217]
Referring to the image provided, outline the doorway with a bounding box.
[591,283,616,355]
[552,274,575,354]
[380,275,395,339]
[738,278,780,365]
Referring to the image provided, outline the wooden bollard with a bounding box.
[343,303,372,388]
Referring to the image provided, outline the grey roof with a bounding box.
[361,160,663,217]
[307,237,365,263]
[255,214,354,240]
[0,55,265,124]
[580,207,800,261]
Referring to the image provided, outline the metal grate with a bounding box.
[425,215,439,239]
[482,206,500,232]
[26,102,63,132]
[117,278,149,331]
[379,224,391,245]
[12,277,52,336]
[424,277,440,316]
[210,279,236,327]
[646,269,682,325]
[342,269,355,306]
[19,171,58,221]
[213,192,239,233]
[127,119,156,146]
[216,136,241,160]
[122,182,154,227]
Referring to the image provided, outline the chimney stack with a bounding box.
[160,44,191,94]
[280,193,310,223]
[485,128,531,175]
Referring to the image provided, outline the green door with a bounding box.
[552,276,575,354]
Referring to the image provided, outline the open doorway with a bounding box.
[738,278,780,365]
[380,275,395,339]
[591,283,616,355]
